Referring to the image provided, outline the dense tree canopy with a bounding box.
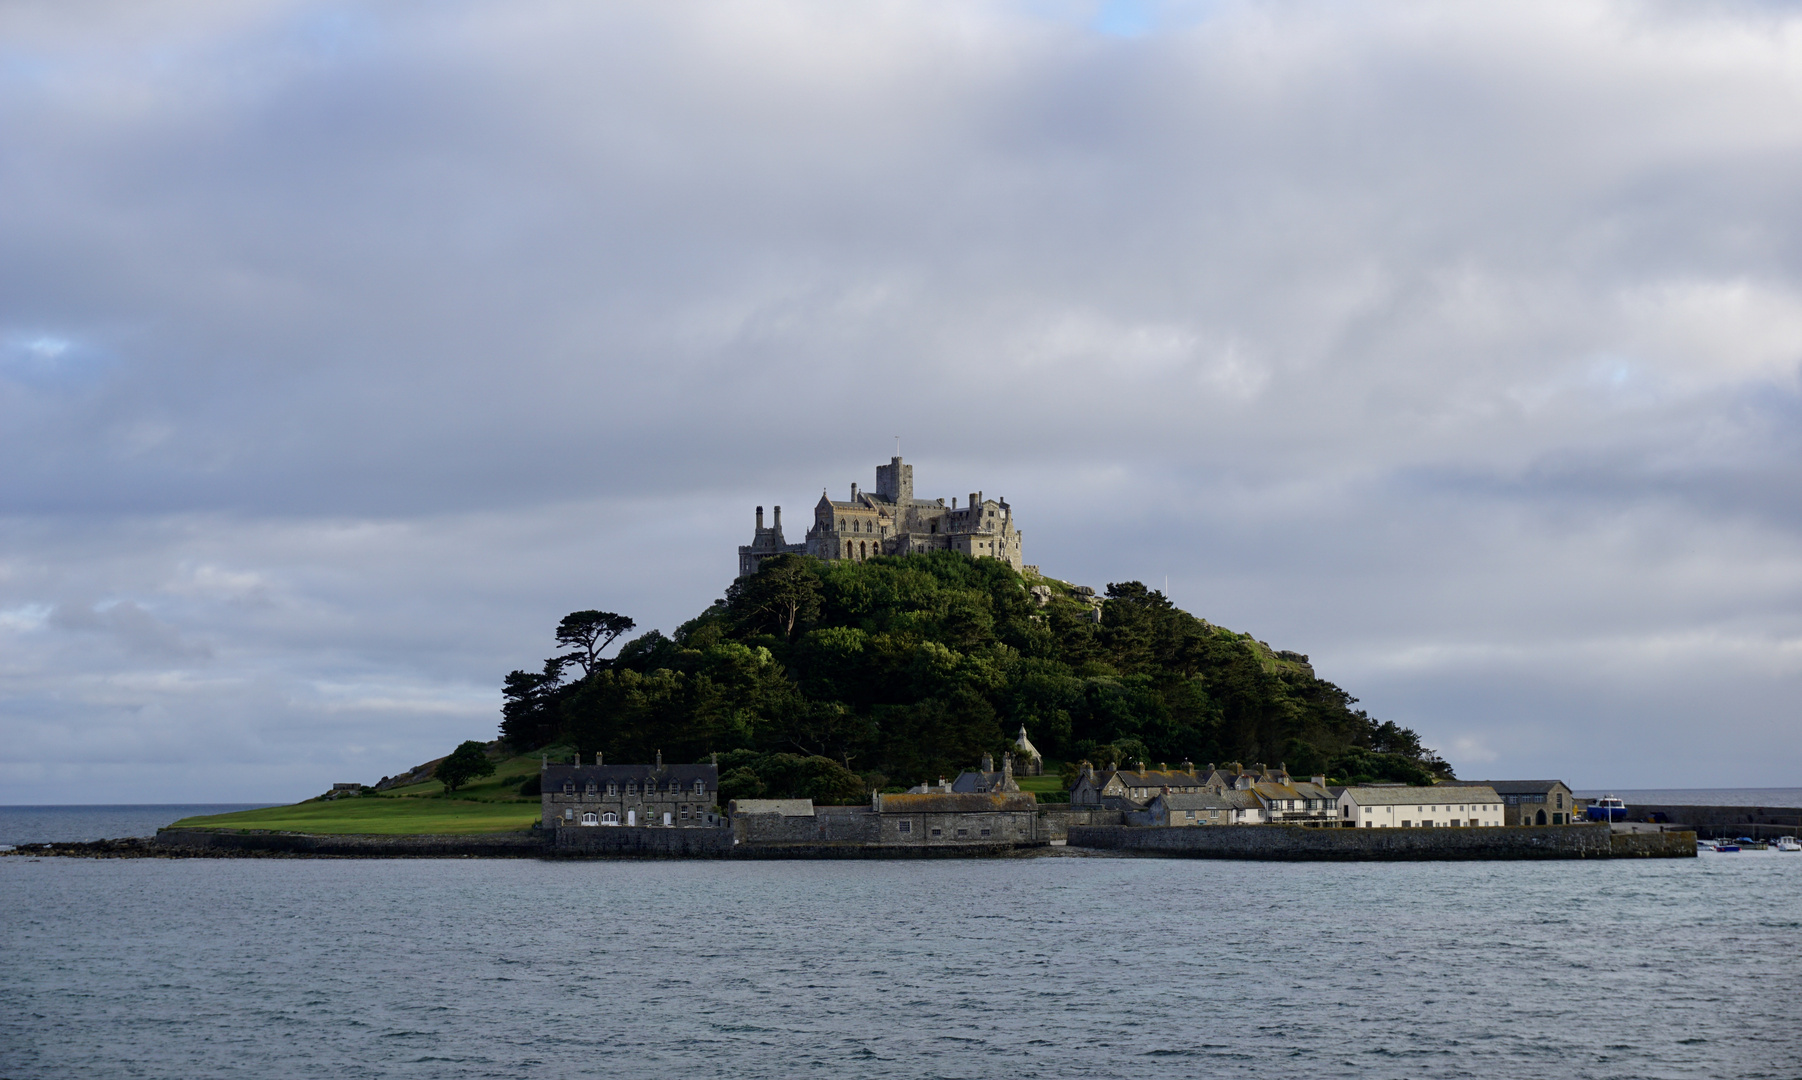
[498,552,1450,793]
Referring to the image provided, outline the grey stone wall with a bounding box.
[552,825,734,858]
[1617,804,1802,839]
[1066,822,1692,860]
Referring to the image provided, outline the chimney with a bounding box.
[1137,760,1146,774]
[969,493,979,513]
[1312,775,1327,787]
[981,754,993,773]
[573,751,580,767]
[1182,760,1194,775]
[1002,752,1014,785]
[774,506,783,531]
[852,482,859,500]
[1159,762,1167,772]
[655,749,662,768]
[756,505,764,530]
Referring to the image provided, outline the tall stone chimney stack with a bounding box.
[756,505,764,530]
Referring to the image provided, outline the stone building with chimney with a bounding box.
[738,455,1024,577]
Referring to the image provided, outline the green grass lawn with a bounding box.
[166,797,540,835]
[165,751,554,834]
[1016,773,1070,801]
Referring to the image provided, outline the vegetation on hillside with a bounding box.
[498,552,1450,792]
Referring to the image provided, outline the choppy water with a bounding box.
[0,805,272,846]
[3,854,1800,1079]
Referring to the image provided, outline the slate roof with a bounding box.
[1439,779,1570,795]
[543,763,717,790]
[1338,785,1501,806]
[1100,769,1212,791]
[1152,791,1234,811]
[876,792,1037,814]
[729,799,815,817]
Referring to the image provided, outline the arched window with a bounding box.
[602,811,618,825]
[580,812,599,826]
[860,541,867,559]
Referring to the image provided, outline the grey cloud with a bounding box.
[3,0,1802,800]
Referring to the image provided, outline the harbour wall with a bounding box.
[1617,804,1802,840]
[1068,822,1694,859]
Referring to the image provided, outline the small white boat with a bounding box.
[1777,836,1801,852]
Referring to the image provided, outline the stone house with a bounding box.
[951,753,1021,794]
[1336,785,1505,828]
[1134,790,1235,826]
[870,792,1039,845]
[1069,761,1210,808]
[738,455,1024,577]
[541,753,721,830]
[1438,780,1577,825]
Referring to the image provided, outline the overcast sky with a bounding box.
[4,0,1800,803]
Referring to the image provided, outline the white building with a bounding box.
[1336,785,1505,828]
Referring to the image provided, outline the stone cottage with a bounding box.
[540,752,721,830]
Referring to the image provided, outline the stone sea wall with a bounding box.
[1068,822,1694,860]
[1620,804,1802,840]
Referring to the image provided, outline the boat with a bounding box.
[1736,837,1769,851]
[1585,795,1627,822]
[1776,836,1801,852]
[1715,841,1741,852]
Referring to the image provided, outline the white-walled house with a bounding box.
[1336,785,1505,828]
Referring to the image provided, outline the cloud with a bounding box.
[2,0,1802,800]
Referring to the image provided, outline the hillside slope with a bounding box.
[501,552,1449,789]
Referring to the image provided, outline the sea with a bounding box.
[0,804,273,846]
[5,801,1802,1078]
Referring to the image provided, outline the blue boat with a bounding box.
[1585,795,1627,822]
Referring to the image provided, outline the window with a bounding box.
[581,812,598,826]
[898,821,912,834]
[956,828,969,838]
[602,811,618,825]
[694,779,705,794]
[562,782,574,794]
[563,808,574,820]
[980,828,991,838]
[1556,793,1564,809]
[585,782,596,795]
[606,782,617,796]
[930,827,942,838]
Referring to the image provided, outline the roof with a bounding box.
[1339,785,1501,806]
[1153,791,1234,811]
[1220,790,1263,811]
[1099,769,1212,791]
[1439,779,1570,795]
[949,770,1015,794]
[729,799,814,817]
[544,763,717,787]
[875,792,1037,814]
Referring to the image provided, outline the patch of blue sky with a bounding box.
[0,333,113,390]
[1019,0,1224,38]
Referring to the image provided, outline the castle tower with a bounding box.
[875,456,912,505]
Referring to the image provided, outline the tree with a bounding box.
[725,554,820,639]
[556,610,637,678]
[436,740,497,795]
[499,656,568,749]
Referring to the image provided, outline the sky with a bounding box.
[4,0,1801,804]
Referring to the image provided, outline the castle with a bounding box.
[738,456,1024,577]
